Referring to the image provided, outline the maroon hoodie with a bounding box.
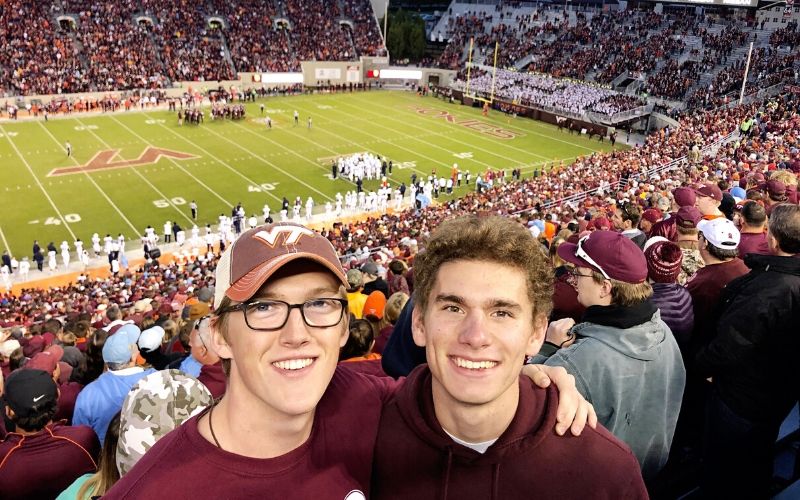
[372,365,647,500]
[105,367,399,499]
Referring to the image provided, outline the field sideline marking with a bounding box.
[0,224,10,254]
[0,124,77,240]
[107,115,233,208]
[74,117,194,225]
[182,120,335,202]
[394,92,602,153]
[140,114,284,204]
[36,121,141,237]
[337,95,555,163]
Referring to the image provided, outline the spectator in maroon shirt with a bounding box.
[680,217,749,456]
[0,369,100,499]
[372,292,409,355]
[737,201,770,260]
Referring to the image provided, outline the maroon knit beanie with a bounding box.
[645,241,683,284]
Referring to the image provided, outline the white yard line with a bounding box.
[0,224,11,254]
[74,117,194,225]
[0,124,77,240]
[290,100,500,174]
[36,121,141,237]
[393,92,601,153]
[191,122,334,202]
[336,95,554,163]
[142,116,284,204]
[108,115,233,207]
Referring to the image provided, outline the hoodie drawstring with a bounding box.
[491,463,500,500]
[441,446,453,500]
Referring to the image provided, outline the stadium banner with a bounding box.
[379,69,423,80]
[347,66,360,83]
[259,72,304,84]
[315,68,342,80]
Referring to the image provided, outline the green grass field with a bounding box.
[0,90,619,259]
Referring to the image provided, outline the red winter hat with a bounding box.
[645,241,683,284]
[557,231,647,283]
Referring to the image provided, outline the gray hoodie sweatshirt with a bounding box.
[531,301,686,480]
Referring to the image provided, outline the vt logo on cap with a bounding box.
[253,226,315,247]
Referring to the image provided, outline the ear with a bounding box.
[526,314,548,357]
[209,317,233,361]
[5,405,13,420]
[411,304,427,348]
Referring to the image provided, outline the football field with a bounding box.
[0,90,619,259]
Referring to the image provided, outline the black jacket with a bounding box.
[696,253,800,422]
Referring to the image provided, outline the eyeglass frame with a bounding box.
[575,236,611,280]
[194,315,211,349]
[217,298,349,331]
[568,268,596,279]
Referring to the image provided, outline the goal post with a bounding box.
[464,40,499,105]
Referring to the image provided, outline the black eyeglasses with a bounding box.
[569,268,596,279]
[218,298,348,331]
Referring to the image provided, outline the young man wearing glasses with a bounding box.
[106,222,592,498]
[532,230,685,482]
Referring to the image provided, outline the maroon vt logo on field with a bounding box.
[48,147,198,176]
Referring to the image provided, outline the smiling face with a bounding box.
[412,260,545,410]
[212,261,348,419]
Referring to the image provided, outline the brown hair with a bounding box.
[339,319,374,361]
[589,271,653,307]
[413,216,553,321]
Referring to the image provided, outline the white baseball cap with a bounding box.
[698,218,740,249]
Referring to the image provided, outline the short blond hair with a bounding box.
[590,271,653,307]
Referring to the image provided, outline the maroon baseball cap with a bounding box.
[694,182,723,202]
[641,208,662,225]
[766,180,787,201]
[557,231,647,283]
[672,187,696,208]
[214,222,347,308]
[26,344,64,374]
[676,206,703,229]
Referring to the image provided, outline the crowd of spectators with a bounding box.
[0,0,387,96]
[0,1,87,96]
[452,68,641,116]
[284,0,353,64]
[206,0,293,73]
[64,0,168,91]
[342,0,387,58]
[770,20,800,50]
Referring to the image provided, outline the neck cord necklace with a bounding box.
[208,403,222,449]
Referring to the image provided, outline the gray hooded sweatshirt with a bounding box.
[532,300,686,480]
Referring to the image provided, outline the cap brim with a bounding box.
[226,252,348,303]
[556,243,594,270]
